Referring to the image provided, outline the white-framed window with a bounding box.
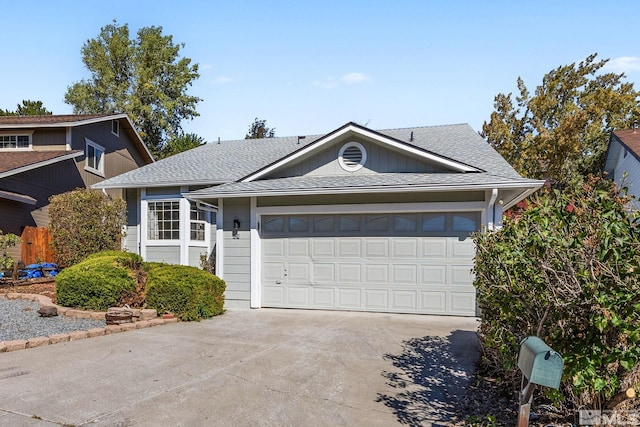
[338,141,367,172]
[0,134,31,150]
[111,119,120,137]
[147,200,180,240]
[85,139,105,176]
[190,201,206,241]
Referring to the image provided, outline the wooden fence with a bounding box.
[20,226,54,265]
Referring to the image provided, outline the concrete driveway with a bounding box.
[0,309,479,426]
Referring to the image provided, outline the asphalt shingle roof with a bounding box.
[0,151,82,176]
[94,123,524,190]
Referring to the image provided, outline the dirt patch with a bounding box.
[0,279,57,302]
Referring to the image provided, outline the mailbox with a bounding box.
[517,336,564,390]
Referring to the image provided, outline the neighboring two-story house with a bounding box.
[0,114,153,263]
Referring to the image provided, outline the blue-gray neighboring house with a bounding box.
[94,122,543,316]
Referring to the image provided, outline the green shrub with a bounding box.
[56,251,142,310]
[145,264,225,321]
[49,188,126,267]
[473,176,640,410]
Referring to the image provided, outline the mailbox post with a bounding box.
[517,336,564,427]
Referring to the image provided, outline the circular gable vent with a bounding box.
[338,142,367,171]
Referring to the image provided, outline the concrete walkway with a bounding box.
[0,309,480,426]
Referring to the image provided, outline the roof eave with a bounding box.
[0,151,84,179]
[92,179,229,190]
[186,179,545,200]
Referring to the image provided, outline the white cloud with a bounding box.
[604,57,640,73]
[341,72,370,84]
[212,76,234,85]
[313,72,370,89]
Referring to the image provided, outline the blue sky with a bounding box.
[3,0,640,141]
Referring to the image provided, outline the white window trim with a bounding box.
[338,141,367,172]
[85,138,105,177]
[111,119,120,137]
[145,198,182,244]
[0,131,33,151]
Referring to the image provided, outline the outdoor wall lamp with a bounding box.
[233,219,240,238]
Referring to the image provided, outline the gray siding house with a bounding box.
[604,128,640,208]
[95,122,543,316]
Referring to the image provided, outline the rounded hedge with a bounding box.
[145,264,225,321]
[55,251,143,310]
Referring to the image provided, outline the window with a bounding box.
[111,120,120,137]
[0,134,31,149]
[422,214,446,232]
[338,142,367,172]
[190,201,206,241]
[263,217,284,233]
[85,139,105,175]
[148,201,180,240]
[394,214,417,232]
[451,213,479,232]
[289,216,309,232]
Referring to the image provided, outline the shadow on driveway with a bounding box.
[377,330,480,426]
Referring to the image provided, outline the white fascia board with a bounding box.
[241,124,478,182]
[188,180,546,199]
[0,151,84,179]
[93,180,227,190]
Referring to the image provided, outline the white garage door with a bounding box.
[260,212,478,315]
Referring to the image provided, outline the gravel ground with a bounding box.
[0,299,105,341]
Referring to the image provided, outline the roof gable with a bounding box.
[240,122,479,182]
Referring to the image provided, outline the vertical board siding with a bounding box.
[20,227,54,264]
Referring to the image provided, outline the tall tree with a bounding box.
[482,53,640,182]
[158,132,206,159]
[0,100,52,116]
[64,21,201,158]
[245,117,275,139]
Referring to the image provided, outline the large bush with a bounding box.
[56,251,226,321]
[56,251,142,310]
[49,188,126,267]
[145,264,225,321]
[473,176,640,411]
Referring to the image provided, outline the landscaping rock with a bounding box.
[37,305,58,317]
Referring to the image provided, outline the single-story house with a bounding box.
[603,128,640,207]
[0,114,154,263]
[95,122,544,316]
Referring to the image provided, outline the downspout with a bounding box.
[488,188,498,231]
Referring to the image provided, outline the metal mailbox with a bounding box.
[517,336,564,390]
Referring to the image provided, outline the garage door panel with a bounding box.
[338,239,361,257]
[337,264,361,283]
[420,291,447,313]
[263,286,285,305]
[365,290,389,310]
[450,292,476,313]
[288,239,310,257]
[421,265,447,285]
[313,263,335,284]
[392,239,418,258]
[365,239,389,257]
[451,239,475,258]
[311,288,335,307]
[451,265,474,285]
[288,263,310,281]
[392,264,418,284]
[422,239,448,258]
[391,291,417,310]
[263,262,285,282]
[337,289,362,309]
[365,264,389,283]
[263,240,286,257]
[288,287,310,306]
[312,239,335,257]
